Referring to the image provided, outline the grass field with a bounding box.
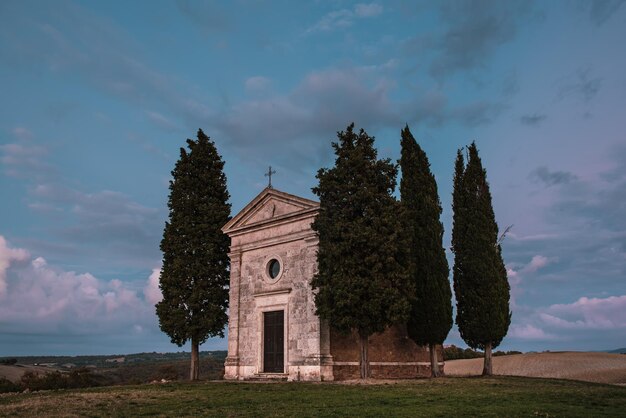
[1,377,625,417]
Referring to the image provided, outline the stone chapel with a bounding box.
[222,187,441,381]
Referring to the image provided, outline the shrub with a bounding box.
[67,368,103,388]
[20,368,103,391]
[444,345,523,360]
[494,350,523,357]
[21,371,67,391]
[152,364,180,381]
[0,377,21,393]
[443,345,483,360]
[0,358,18,365]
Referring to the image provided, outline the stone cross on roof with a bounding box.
[265,166,276,189]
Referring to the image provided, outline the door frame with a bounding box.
[254,290,290,374]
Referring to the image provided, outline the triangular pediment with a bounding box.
[223,188,319,234]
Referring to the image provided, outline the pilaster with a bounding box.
[224,250,242,380]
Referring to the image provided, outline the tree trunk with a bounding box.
[358,332,370,380]
[190,338,200,381]
[429,343,441,378]
[482,342,492,376]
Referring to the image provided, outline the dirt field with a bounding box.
[445,352,626,385]
[0,365,57,383]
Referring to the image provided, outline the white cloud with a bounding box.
[539,313,580,329]
[144,267,163,305]
[354,3,383,18]
[506,267,519,280]
[506,254,552,308]
[307,9,353,33]
[2,127,162,274]
[506,265,522,310]
[0,141,52,179]
[26,181,161,268]
[145,110,178,132]
[508,232,561,241]
[523,255,550,273]
[540,295,626,330]
[507,254,551,280]
[508,324,555,340]
[4,255,142,323]
[306,3,383,34]
[0,236,159,335]
[12,127,34,141]
[501,293,626,350]
[0,236,30,297]
[245,76,271,93]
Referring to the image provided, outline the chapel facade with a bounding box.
[222,187,440,381]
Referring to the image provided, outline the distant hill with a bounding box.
[0,351,227,385]
[0,350,227,369]
[607,348,626,354]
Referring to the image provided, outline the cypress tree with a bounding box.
[156,129,231,380]
[451,142,511,376]
[400,126,452,378]
[312,123,411,379]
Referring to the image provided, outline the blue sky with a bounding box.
[1,0,625,356]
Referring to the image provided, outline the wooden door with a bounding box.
[263,310,284,373]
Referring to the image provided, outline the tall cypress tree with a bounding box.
[451,142,511,376]
[156,129,231,380]
[312,123,411,379]
[400,126,452,378]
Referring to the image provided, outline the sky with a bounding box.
[0,0,625,356]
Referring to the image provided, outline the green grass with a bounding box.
[0,377,624,417]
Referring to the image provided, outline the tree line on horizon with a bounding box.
[156,124,511,380]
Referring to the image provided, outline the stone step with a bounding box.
[247,373,288,381]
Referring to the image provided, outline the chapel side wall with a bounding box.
[330,325,439,379]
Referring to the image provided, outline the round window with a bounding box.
[268,259,281,279]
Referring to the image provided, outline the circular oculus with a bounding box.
[268,259,281,279]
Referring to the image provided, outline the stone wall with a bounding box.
[330,325,443,379]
